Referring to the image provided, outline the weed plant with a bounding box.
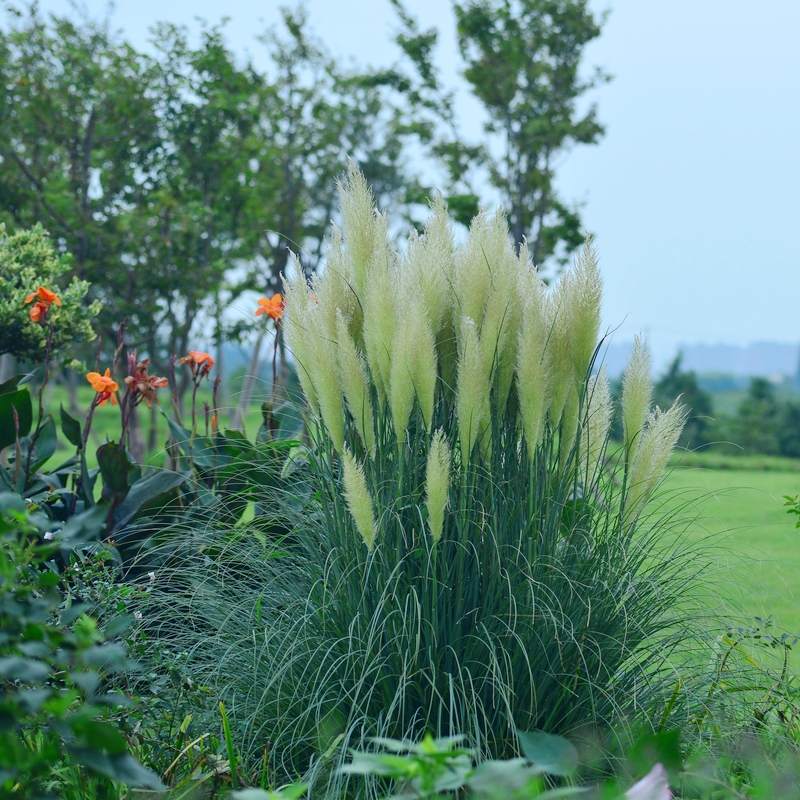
[145,168,727,792]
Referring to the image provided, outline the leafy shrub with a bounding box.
[0,491,162,797]
[0,223,101,365]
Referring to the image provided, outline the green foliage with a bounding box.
[732,378,781,456]
[0,492,162,796]
[784,494,800,530]
[0,224,100,364]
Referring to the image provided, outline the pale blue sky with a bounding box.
[25,0,800,363]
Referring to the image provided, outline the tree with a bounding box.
[453,0,609,266]
[0,5,161,345]
[778,402,800,459]
[0,4,425,385]
[733,378,781,455]
[653,353,714,449]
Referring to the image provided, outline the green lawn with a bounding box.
[662,462,800,659]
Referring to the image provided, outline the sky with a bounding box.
[21,0,800,364]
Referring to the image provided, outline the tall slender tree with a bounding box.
[454,0,609,264]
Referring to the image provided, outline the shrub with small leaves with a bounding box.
[0,223,101,365]
[0,492,162,797]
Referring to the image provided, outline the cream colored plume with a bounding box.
[580,367,613,483]
[425,429,452,545]
[625,401,686,524]
[283,262,346,452]
[362,253,398,403]
[323,226,361,340]
[494,243,537,412]
[456,317,491,460]
[545,281,574,429]
[390,301,438,437]
[479,245,521,402]
[453,211,511,334]
[338,163,389,298]
[567,238,603,386]
[341,447,377,551]
[400,193,455,337]
[336,311,375,457]
[621,334,652,466]
[282,257,322,415]
[516,288,551,458]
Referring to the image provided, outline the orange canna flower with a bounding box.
[179,350,215,379]
[24,286,62,323]
[255,293,284,320]
[86,368,119,406]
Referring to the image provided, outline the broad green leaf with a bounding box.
[69,747,165,789]
[517,730,579,776]
[0,656,50,683]
[111,469,185,531]
[60,404,83,447]
[97,443,136,504]
[628,729,682,779]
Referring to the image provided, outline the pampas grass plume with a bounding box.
[341,447,377,550]
[336,311,376,457]
[621,334,653,466]
[426,429,451,545]
[625,401,686,523]
[456,316,491,460]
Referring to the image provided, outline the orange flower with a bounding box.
[179,350,215,379]
[86,368,119,406]
[255,293,284,320]
[24,285,62,323]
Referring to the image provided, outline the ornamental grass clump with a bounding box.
[156,166,705,790]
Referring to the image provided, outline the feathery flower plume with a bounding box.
[338,163,388,298]
[401,194,455,337]
[390,301,439,437]
[305,296,345,453]
[456,317,491,460]
[516,291,551,458]
[580,367,613,483]
[621,334,653,465]
[324,226,362,339]
[480,249,521,409]
[341,447,377,551]
[625,401,686,524]
[336,311,376,457]
[390,306,419,439]
[282,260,320,415]
[567,238,603,386]
[426,429,451,545]
[453,212,497,332]
[545,284,573,429]
[362,256,398,403]
[495,243,536,411]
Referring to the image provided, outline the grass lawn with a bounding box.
[661,458,800,666]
